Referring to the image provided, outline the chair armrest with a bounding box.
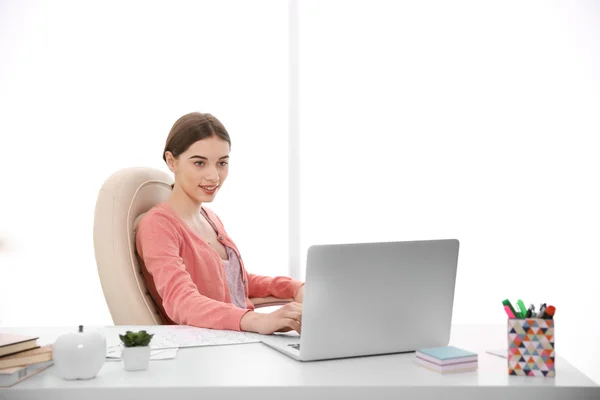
[250,296,294,309]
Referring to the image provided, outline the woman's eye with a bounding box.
[194,161,204,167]
[220,161,229,167]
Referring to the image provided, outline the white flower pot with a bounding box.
[122,346,151,371]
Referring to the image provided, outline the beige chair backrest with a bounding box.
[93,167,173,325]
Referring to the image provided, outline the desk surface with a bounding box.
[1,324,597,400]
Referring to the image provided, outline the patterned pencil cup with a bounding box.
[507,319,555,377]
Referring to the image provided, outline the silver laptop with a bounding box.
[261,239,460,361]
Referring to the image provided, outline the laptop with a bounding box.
[261,239,460,361]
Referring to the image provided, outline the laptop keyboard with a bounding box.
[288,343,300,350]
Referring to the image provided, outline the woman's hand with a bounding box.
[240,302,303,335]
[294,284,305,303]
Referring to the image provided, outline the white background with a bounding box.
[1,0,599,384]
[298,0,600,383]
[0,0,289,324]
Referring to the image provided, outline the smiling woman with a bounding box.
[135,112,306,335]
[162,113,232,194]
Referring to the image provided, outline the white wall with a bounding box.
[0,0,289,326]
[298,0,600,384]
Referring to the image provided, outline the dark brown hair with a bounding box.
[163,112,231,162]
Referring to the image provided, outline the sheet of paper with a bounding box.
[105,333,178,351]
[106,346,178,361]
[485,349,507,359]
[148,348,179,360]
[103,325,263,354]
[150,325,261,349]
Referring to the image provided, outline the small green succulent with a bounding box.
[119,330,154,347]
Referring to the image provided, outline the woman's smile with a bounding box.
[199,184,219,195]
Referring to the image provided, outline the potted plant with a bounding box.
[119,330,154,371]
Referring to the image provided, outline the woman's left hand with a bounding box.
[294,284,305,303]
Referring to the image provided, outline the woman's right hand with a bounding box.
[241,302,303,335]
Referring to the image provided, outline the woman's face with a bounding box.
[166,136,230,204]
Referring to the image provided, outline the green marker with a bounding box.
[517,299,528,319]
[502,299,520,319]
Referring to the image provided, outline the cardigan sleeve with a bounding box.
[246,273,305,300]
[136,212,250,331]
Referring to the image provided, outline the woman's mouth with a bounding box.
[199,185,219,195]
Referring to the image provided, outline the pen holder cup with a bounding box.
[507,318,555,377]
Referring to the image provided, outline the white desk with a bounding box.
[0,324,597,400]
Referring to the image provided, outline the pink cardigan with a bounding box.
[135,203,304,331]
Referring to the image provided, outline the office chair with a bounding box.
[93,166,290,325]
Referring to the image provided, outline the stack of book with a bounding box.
[414,345,478,374]
[0,332,54,388]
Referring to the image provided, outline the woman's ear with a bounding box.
[164,151,177,173]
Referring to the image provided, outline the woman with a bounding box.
[136,112,304,335]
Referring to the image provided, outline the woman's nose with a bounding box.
[204,168,219,182]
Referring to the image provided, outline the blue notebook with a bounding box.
[416,346,477,362]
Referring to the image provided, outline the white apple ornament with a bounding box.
[52,325,106,380]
